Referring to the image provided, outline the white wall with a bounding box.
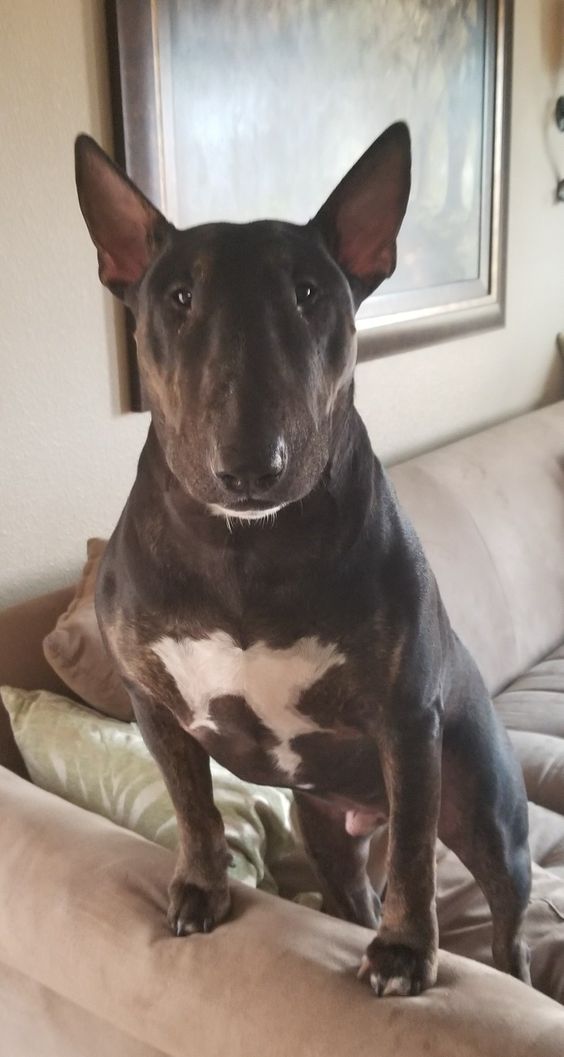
[1,0,563,607]
[0,1,149,606]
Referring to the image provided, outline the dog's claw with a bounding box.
[358,938,437,998]
[370,972,382,996]
[167,878,230,938]
[380,975,417,998]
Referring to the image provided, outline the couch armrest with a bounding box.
[0,768,563,1057]
[0,588,75,775]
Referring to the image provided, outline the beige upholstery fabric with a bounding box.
[42,538,133,721]
[390,402,564,696]
[507,729,564,818]
[496,642,564,737]
[527,803,564,882]
[1,766,564,1057]
[435,803,564,1002]
[0,962,168,1057]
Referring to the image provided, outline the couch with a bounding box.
[2,401,564,1055]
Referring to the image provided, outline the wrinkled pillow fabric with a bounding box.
[1,685,320,908]
[42,538,133,721]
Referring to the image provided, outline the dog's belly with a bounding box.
[151,630,383,796]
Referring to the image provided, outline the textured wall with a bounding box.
[0,1,149,606]
[1,0,563,606]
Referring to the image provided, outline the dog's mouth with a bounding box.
[208,499,286,524]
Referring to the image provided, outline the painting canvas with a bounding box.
[107,0,511,407]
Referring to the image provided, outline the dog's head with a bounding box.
[75,124,410,521]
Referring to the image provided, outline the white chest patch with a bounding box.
[151,632,346,779]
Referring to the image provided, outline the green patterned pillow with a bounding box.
[2,686,320,907]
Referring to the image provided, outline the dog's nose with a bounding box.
[214,441,287,496]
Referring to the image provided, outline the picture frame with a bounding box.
[106,0,512,410]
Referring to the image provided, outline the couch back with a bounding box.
[389,401,564,696]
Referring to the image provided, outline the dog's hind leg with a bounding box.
[440,706,532,983]
[294,791,382,929]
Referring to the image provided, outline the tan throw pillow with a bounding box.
[43,538,133,721]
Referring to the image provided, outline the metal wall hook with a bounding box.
[555,100,564,200]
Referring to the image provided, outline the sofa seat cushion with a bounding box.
[507,730,564,819]
[495,641,564,737]
[435,802,564,1003]
[526,801,564,880]
[0,961,168,1057]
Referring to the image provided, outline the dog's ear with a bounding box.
[75,134,171,300]
[311,122,411,305]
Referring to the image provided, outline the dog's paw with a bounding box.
[358,937,437,997]
[167,878,231,937]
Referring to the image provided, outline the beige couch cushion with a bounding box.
[1,766,564,1057]
[527,802,564,881]
[495,642,564,737]
[507,729,564,818]
[390,402,564,695]
[435,802,564,1004]
[0,962,168,1057]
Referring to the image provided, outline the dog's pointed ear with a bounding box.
[75,134,171,299]
[311,122,411,305]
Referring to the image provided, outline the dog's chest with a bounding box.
[151,631,349,782]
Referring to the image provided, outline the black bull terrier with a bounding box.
[75,122,531,996]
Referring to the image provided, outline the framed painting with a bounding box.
[106,0,512,409]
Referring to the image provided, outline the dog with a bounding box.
[75,122,531,997]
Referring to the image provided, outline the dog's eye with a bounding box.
[170,286,192,309]
[295,281,317,308]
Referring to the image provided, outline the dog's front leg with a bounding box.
[361,706,442,997]
[132,693,231,936]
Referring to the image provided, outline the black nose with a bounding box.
[214,440,287,496]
